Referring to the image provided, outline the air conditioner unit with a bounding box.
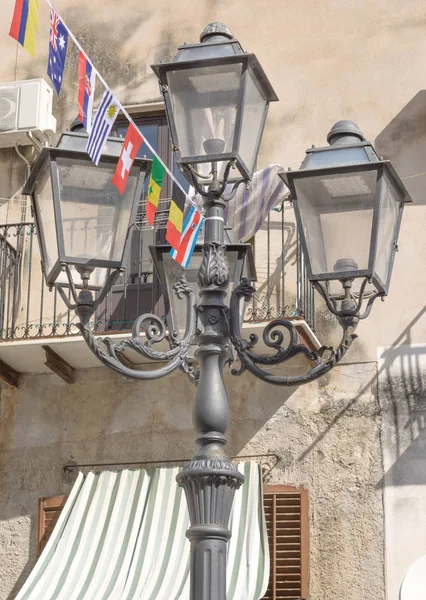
[0,78,56,149]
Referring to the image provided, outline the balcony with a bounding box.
[0,201,318,383]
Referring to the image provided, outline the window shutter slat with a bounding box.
[37,495,67,557]
[262,485,309,600]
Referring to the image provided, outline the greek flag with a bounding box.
[86,90,120,165]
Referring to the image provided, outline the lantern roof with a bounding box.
[151,22,278,103]
[283,120,412,203]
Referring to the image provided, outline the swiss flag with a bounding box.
[111,124,144,195]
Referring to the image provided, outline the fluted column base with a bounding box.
[177,456,244,600]
[187,525,231,600]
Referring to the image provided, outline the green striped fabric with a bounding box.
[16,462,269,600]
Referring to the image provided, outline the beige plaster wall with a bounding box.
[0,0,425,358]
[0,361,383,600]
[1,1,425,598]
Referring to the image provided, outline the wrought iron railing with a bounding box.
[244,202,315,329]
[0,225,21,338]
[0,206,314,341]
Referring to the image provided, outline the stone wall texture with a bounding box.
[1,0,426,598]
[0,0,425,361]
[0,362,383,599]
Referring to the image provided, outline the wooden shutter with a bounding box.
[262,485,309,600]
[37,495,67,557]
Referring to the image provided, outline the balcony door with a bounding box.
[95,111,189,332]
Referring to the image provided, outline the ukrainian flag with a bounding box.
[9,0,39,58]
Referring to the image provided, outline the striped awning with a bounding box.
[16,462,269,600]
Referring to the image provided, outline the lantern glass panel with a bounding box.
[55,156,139,263]
[294,168,378,277]
[161,253,186,334]
[374,170,402,289]
[32,161,110,289]
[238,68,267,175]
[56,264,108,290]
[166,62,242,161]
[34,160,58,277]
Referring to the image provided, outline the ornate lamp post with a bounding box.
[23,23,411,600]
[150,241,255,352]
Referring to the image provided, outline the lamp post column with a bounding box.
[176,185,244,600]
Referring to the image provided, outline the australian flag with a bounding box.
[47,8,68,95]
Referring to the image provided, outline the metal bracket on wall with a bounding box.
[63,454,281,481]
[0,358,20,388]
[42,345,76,384]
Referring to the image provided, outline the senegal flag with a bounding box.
[146,157,165,226]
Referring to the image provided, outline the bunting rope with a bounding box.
[45,0,198,211]
[8,0,289,265]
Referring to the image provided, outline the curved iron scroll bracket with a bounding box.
[55,265,125,313]
[184,160,247,200]
[312,278,383,321]
[74,276,197,381]
[222,178,247,203]
[228,278,362,386]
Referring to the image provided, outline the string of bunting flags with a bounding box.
[8,0,204,268]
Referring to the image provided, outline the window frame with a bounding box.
[114,111,173,198]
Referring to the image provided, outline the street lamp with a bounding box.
[23,130,151,322]
[280,120,411,304]
[151,21,278,184]
[23,23,410,600]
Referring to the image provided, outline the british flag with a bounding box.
[49,9,61,51]
[47,8,68,95]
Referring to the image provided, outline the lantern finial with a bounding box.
[200,22,234,43]
[327,120,366,145]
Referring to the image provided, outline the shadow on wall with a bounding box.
[375,90,426,205]
[374,91,426,487]
[5,519,38,600]
[377,321,426,488]
[298,305,426,474]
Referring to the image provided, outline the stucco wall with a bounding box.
[0,0,426,359]
[2,1,426,598]
[0,362,383,599]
